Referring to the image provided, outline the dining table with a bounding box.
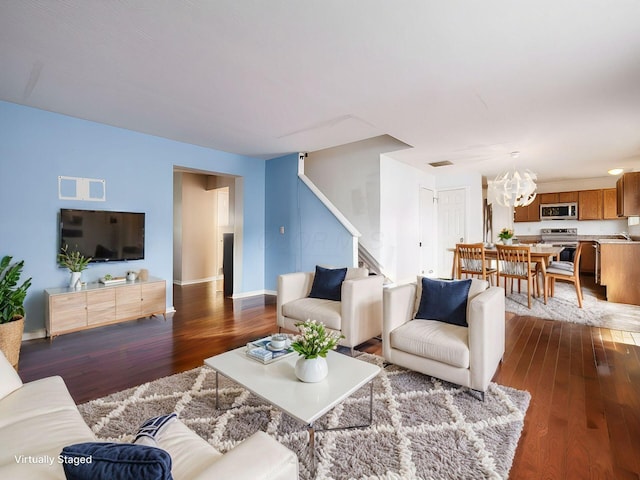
[450,244,565,295]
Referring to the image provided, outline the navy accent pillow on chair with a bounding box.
[416,277,472,327]
[308,266,348,301]
[60,442,173,480]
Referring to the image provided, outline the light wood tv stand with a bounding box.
[45,277,166,338]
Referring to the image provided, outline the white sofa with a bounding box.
[277,267,383,354]
[0,351,299,479]
[382,278,505,399]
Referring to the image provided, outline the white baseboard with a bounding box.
[232,289,276,299]
[22,329,47,340]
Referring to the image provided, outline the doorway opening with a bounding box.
[173,167,242,297]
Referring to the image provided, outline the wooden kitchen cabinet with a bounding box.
[602,188,618,219]
[578,190,603,220]
[538,191,578,204]
[558,191,578,202]
[538,193,558,204]
[616,172,640,217]
[579,241,596,274]
[519,188,617,221]
[599,243,640,305]
[513,195,540,222]
[45,278,166,338]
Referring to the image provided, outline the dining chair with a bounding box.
[455,243,497,285]
[496,244,537,308]
[543,242,584,308]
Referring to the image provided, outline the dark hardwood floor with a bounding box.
[18,280,640,479]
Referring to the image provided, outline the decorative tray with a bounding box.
[99,277,127,285]
[245,336,296,365]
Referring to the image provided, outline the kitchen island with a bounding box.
[597,240,640,305]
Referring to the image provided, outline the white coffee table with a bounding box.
[204,347,380,462]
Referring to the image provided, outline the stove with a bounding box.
[540,228,578,246]
[540,228,578,261]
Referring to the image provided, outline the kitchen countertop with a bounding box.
[595,239,640,244]
[516,235,638,244]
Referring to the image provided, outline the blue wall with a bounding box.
[0,101,266,333]
[265,154,353,290]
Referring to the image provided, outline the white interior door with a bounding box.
[437,188,467,277]
[419,187,436,277]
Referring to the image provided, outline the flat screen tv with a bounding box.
[59,209,145,263]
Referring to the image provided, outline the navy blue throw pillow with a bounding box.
[308,266,348,301]
[415,277,472,327]
[134,413,177,445]
[60,442,173,480]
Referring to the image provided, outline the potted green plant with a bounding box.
[58,245,91,289]
[0,256,32,369]
[498,228,514,245]
[291,319,343,382]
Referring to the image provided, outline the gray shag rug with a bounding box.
[504,280,640,333]
[78,353,530,479]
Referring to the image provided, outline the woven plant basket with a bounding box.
[0,316,24,370]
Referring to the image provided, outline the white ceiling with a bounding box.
[1,0,640,183]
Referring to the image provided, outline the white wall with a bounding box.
[535,176,617,193]
[514,218,627,237]
[380,155,436,284]
[306,135,410,260]
[490,202,513,243]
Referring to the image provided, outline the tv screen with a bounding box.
[60,209,145,263]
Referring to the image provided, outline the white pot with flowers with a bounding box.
[291,319,344,383]
[498,228,514,245]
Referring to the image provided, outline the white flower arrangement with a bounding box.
[291,319,344,359]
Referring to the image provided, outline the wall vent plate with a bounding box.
[58,176,106,201]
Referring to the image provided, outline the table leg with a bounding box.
[306,380,375,474]
[214,371,234,411]
[540,259,548,304]
[307,424,316,470]
[451,249,458,279]
[368,381,373,424]
[215,371,220,410]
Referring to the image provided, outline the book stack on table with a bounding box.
[245,336,296,364]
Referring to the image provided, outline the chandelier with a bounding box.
[487,152,537,207]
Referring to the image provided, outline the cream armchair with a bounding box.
[277,267,383,355]
[382,278,505,400]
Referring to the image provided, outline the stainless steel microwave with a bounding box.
[540,203,578,220]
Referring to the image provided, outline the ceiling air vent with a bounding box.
[428,161,454,168]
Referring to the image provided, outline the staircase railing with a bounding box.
[297,153,359,266]
[358,243,392,284]
[298,153,392,284]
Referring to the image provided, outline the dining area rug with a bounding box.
[78,353,530,479]
[504,280,640,333]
